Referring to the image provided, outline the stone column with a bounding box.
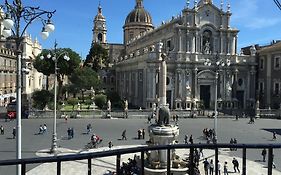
[192,32,196,53]
[220,32,224,54]
[250,66,256,99]
[159,59,167,106]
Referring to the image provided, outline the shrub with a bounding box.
[94,94,107,109]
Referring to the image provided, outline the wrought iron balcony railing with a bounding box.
[0,143,280,175]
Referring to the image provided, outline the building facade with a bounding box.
[0,11,44,106]
[256,41,281,109]
[93,0,257,111]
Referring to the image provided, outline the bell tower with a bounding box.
[92,3,107,46]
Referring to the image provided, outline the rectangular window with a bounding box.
[274,57,280,69]
[259,58,264,70]
[259,81,264,94]
[274,82,280,95]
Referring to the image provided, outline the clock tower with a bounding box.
[92,3,107,46]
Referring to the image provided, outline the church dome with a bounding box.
[124,0,153,25]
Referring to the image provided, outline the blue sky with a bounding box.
[18,0,281,59]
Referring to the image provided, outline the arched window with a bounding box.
[98,33,103,42]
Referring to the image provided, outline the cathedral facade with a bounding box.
[93,0,257,112]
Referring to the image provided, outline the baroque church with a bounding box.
[92,0,257,112]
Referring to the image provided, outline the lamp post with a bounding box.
[204,53,231,143]
[274,0,281,10]
[40,41,70,154]
[1,1,55,174]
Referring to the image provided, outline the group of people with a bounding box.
[67,127,74,139]
[203,158,240,175]
[90,133,102,148]
[120,155,140,175]
[203,128,215,144]
[38,124,47,134]
[184,134,194,144]
[137,128,145,139]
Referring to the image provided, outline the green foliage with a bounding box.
[34,48,81,76]
[67,98,79,110]
[32,90,53,110]
[69,67,100,90]
[94,94,107,109]
[106,90,123,109]
[84,43,109,71]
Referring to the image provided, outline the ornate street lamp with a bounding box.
[1,1,55,174]
[40,41,70,154]
[204,53,231,143]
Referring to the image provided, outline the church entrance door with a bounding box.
[200,85,211,109]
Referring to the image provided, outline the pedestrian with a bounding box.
[235,115,238,120]
[12,127,16,139]
[108,141,113,149]
[0,125,4,135]
[223,161,228,175]
[199,145,204,158]
[71,128,74,138]
[261,148,267,162]
[43,124,47,133]
[232,158,240,173]
[217,160,221,175]
[86,124,92,134]
[67,128,71,139]
[209,159,214,175]
[142,128,145,139]
[148,115,152,123]
[184,134,188,144]
[229,138,233,151]
[272,154,276,168]
[272,132,277,140]
[137,129,142,139]
[203,158,210,175]
[233,138,237,151]
[122,129,127,140]
[189,135,194,144]
[65,114,68,123]
[175,114,179,122]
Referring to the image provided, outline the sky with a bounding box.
[11,0,281,59]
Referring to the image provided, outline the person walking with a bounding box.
[184,134,188,144]
[232,158,240,173]
[122,130,127,140]
[108,141,113,149]
[142,128,145,139]
[233,138,237,151]
[223,161,228,175]
[12,127,16,139]
[272,132,277,140]
[209,159,214,175]
[86,124,92,134]
[217,160,221,175]
[261,148,267,162]
[0,125,4,135]
[189,135,194,144]
[203,158,210,175]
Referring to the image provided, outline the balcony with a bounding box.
[0,143,280,175]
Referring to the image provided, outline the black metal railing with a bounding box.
[0,143,280,175]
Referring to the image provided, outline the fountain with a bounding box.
[144,42,186,175]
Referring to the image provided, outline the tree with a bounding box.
[67,98,79,110]
[34,48,81,98]
[94,94,107,109]
[84,43,109,71]
[32,90,53,110]
[69,67,100,102]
